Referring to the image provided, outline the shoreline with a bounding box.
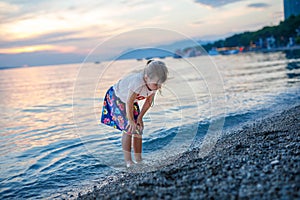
[1,47,300,70]
[78,104,300,199]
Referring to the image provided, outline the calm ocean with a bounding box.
[1,51,299,199]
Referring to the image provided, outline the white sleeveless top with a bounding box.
[113,72,156,103]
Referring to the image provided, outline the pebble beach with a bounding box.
[78,104,300,200]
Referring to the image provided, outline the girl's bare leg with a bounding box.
[133,134,143,163]
[122,132,134,166]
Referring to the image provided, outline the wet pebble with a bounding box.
[77,105,300,200]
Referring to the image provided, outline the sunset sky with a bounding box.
[0,0,283,67]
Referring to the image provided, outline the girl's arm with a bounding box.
[126,91,138,133]
[136,93,155,132]
[139,93,155,118]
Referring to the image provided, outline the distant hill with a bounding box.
[115,39,209,60]
[116,48,175,60]
[157,39,207,51]
[202,14,300,51]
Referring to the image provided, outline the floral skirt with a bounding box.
[101,86,140,133]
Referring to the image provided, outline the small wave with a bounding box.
[143,127,178,152]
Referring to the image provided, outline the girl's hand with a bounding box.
[136,117,144,133]
[126,120,137,134]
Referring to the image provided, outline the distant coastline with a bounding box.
[1,47,300,70]
[201,14,300,56]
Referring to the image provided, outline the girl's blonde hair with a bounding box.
[144,60,168,84]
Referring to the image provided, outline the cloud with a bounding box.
[0,0,156,42]
[0,1,21,23]
[247,3,270,8]
[0,44,77,54]
[120,0,152,7]
[194,0,244,8]
[0,31,79,48]
[0,1,19,13]
[0,30,98,56]
[190,20,204,26]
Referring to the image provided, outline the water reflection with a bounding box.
[0,64,79,157]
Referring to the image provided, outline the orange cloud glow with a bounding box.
[0,45,77,54]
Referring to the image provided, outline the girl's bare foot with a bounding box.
[135,158,143,164]
[126,160,135,168]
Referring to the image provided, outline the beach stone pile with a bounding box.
[78,105,300,200]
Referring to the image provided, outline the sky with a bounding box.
[0,0,283,67]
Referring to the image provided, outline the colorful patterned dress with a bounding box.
[101,86,140,133]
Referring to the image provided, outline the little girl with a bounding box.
[101,60,168,167]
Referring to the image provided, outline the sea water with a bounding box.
[0,51,299,199]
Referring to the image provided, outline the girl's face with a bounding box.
[145,76,162,91]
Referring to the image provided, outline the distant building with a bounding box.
[284,0,300,19]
